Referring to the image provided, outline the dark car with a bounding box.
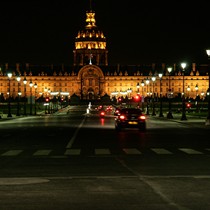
[115,108,146,131]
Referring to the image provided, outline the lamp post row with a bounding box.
[6,74,38,117]
[134,59,208,122]
[206,49,210,125]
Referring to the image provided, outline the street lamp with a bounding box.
[127,88,132,107]
[158,73,164,117]
[205,49,210,125]
[187,86,191,98]
[7,72,12,117]
[141,80,145,94]
[145,78,150,115]
[16,75,21,116]
[23,77,27,115]
[201,91,205,100]
[141,80,145,111]
[151,76,156,116]
[195,84,199,112]
[34,82,38,115]
[127,88,132,97]
[136,82,140,94]
[167,67,173,119]
[181,62,187,120]
[29,80,33,115]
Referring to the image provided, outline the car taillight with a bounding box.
[139,115,146,120]
[119,115,126,120]
[186,103,191,108]
[100,111,105,116]
[115,110,119,114]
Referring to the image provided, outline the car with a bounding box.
[115,108,146,131]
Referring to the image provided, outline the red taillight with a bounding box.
[119,115,126,120]
[139,115,146,120]
[186,103,191,108]
[100,111,105,116]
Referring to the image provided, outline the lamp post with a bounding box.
[201,91,204,100]
[187,86,191,98]
[205,49,210,125]
[34,82,37,115]
[127,88,132,98]
[167,67,173,119]
[29,80,33,115]
[158,73,164,117]
[145,78,150,115]
[181,62,187,120]
[23,77,27,115]
[151,76,156,116]
[48,88,52,113]
[136,82,140,108]
[141,80,145,111]
[136,82,140,94]
[195,84,199,112]
[141,80,145,95]
[7,72,12,117]
[16,75,21,116]
[127,88,132,107]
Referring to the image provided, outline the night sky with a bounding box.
[0,1,210,66]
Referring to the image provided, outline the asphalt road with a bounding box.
[0,105,210,210]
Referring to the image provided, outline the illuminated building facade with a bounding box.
[0,5,209,104]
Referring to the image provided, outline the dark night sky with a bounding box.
[0,1,210,66]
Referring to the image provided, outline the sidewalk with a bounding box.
[0,106,71,120]
[0,110,46,120]
[150,112,209,126]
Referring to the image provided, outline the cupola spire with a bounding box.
[73,1,108,66]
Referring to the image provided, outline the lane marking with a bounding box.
[0,147,209,157]
[0,178,49,185]
[179,148,203,154]
[95,149,111,155]
[65,149,81,155]
[123,148,141,155]
[66,117,86,149]
[33,150,52,156]
[151,148,173,154]
[1,150,23,156]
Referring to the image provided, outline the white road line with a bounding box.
[151,148,173,154]
[66,117,86,149]
[123,148,141,155]
[65,149,81,155]
[95,149,111,155]
[33,150,52,156]
[0,178,49,185]
[179,148,203,154]
[1,150,23,156]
